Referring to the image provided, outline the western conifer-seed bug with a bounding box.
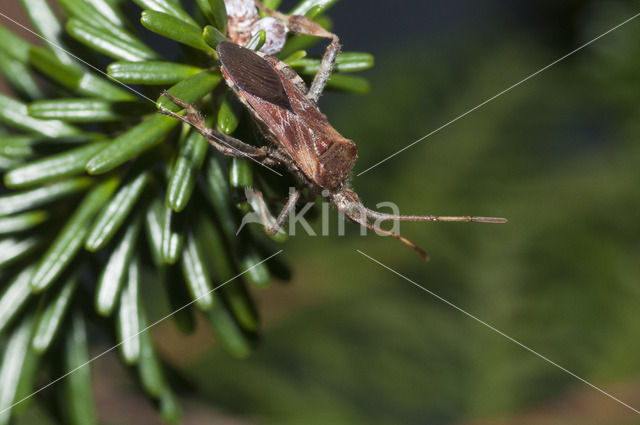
[160,1,507,260]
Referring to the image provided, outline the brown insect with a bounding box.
[160,2,507,260]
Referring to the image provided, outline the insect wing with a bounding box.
[217,42,292,111]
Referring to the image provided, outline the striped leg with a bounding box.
[255,1,341,103]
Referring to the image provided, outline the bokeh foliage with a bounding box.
[172,2,640,424]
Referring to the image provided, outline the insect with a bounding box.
[160,1,507,260]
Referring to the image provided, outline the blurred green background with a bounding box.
[187,1,640,423]
[5,0,640,424]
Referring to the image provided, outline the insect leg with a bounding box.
[287,16,340,103]
[254,188,301,235]
[159,92,276,163]
[255,1,341,103]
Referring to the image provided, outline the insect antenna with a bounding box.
[364,208,508,224]
[360,219,430,261]
[358,204,506,260]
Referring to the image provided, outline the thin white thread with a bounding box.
[0,250,283,415]
[0,10,283,176]
[356,11,640,176]
[357,250,640,415]
[0,10,157,104]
